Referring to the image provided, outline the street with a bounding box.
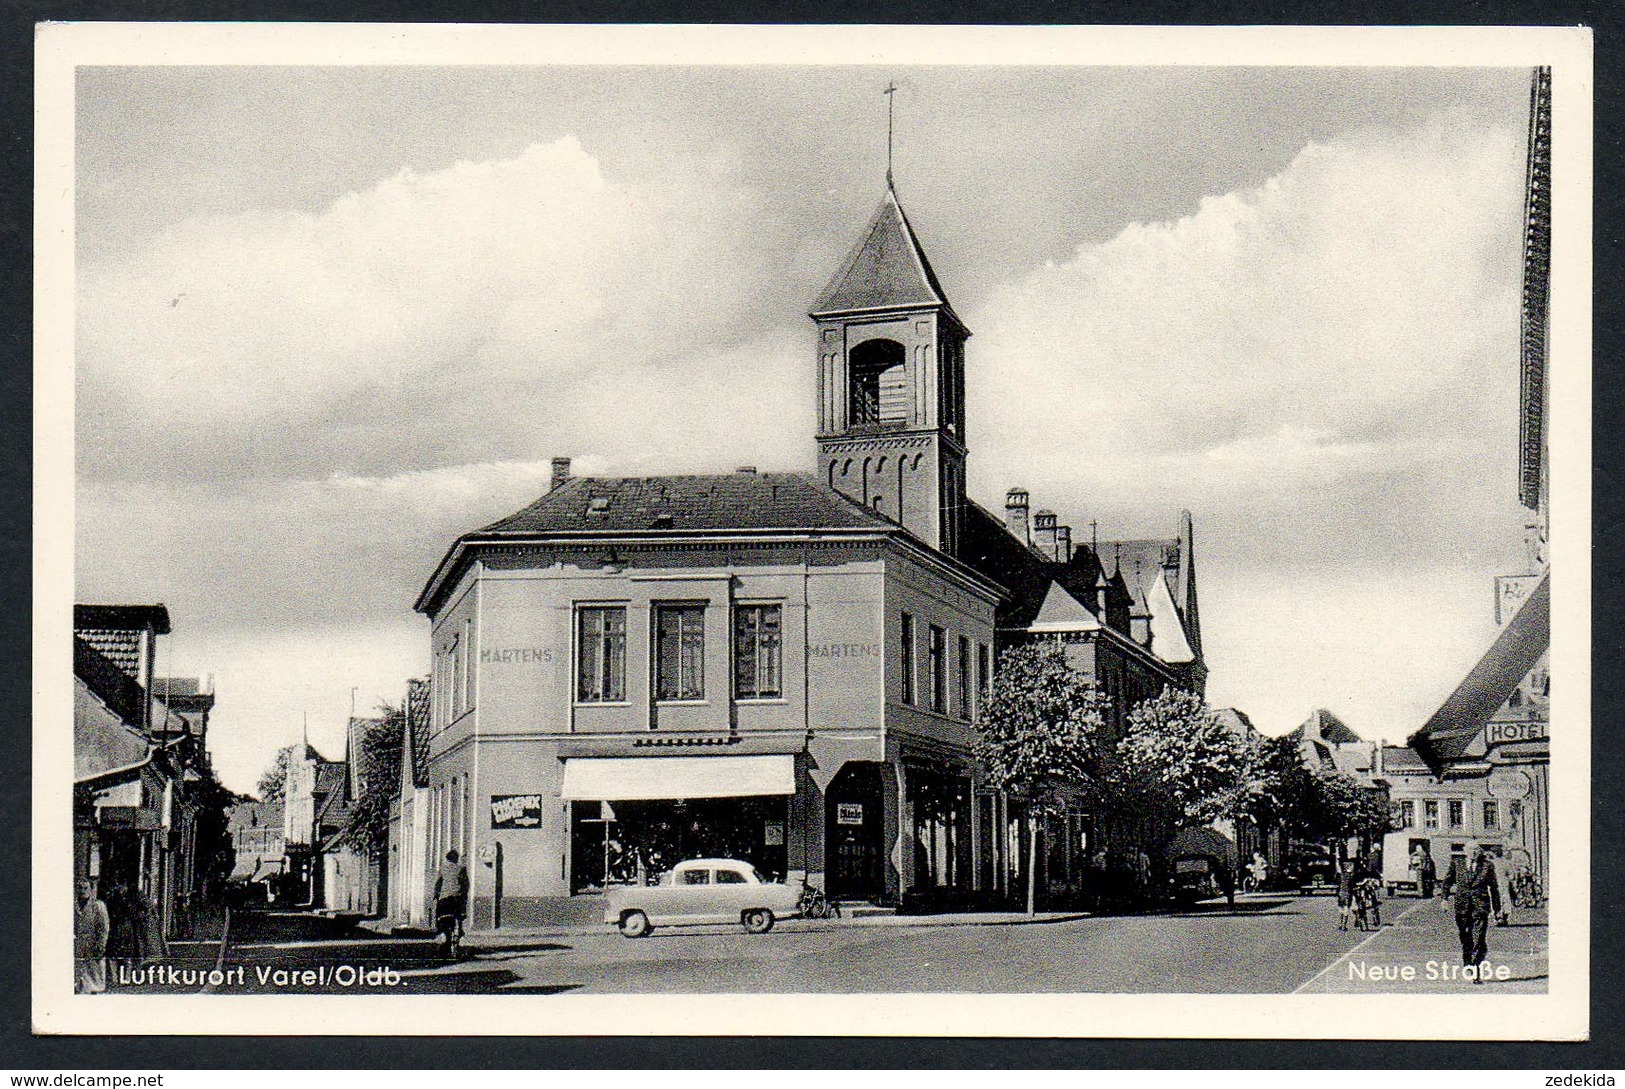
[131,891,1545,996]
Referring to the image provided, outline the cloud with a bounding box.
[77,136,798,484]
[1200,564,1504,739]
[965,120,1528,570]
[79,460,561,630]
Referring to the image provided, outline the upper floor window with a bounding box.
[656,604,706,702]
[1424,800,1440,830]
[462,617,475,714]
[734,604,783,701]
[1482,800,1500,830]
[449,634,464,719]
[1447,799,1465,830]
[576,606,627,703]
[929,625,947,714]
[1399,800,1415,830]
[956,635,972,719]
[900,613,916,706]
[977,643,991,707]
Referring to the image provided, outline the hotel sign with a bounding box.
[1485,721,1548,748]
[490,794,544,828]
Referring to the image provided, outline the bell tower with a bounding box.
[812,184,969,557]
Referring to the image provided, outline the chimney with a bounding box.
[735,466,758,475]
[1055,526,1072,563]
[1005,488,1030,543]
[550,457,572,491]
[1033,510,1058,560]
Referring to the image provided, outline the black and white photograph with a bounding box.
[36,23,1590,1038]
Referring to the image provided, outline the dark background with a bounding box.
[1,0,1619,1069]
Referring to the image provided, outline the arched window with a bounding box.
[849,339,908,426]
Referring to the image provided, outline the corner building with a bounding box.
[409,187,1011,925]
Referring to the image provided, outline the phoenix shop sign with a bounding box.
[491,794,544,828]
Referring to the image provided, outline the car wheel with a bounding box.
[742,909,774,934]
[619,910,651,938]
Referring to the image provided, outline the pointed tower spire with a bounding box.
[812,166,970,556]
[811,187,952,318]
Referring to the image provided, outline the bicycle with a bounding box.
[1510,871,1545,909]
[1351,878,1382,931]
[434,907,465,960]
[797,881,842,921]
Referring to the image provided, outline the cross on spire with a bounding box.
[883,81,898,189]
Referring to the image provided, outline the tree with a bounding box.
[341,705,404,858]
[1116,688,1252,830]
[1248,733,1395,853]
[1306,767,1395,843]
[255,743,301,803]
[974,641,1107,914]
[1247,733,1315,837]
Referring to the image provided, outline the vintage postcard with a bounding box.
[34,23,1591,1037]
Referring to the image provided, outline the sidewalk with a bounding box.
[443,908,1093,946]
[1295,895,1548,994]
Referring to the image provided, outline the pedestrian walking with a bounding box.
[433,848,470,950]
[1452,843,1502,982]
[1419,850,1437,899]
[74,877,109,994]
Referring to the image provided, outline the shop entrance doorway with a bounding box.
[826,762,885,901]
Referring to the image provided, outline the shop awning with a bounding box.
[560,755,795,801]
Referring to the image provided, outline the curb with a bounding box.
[454,910,1095,946]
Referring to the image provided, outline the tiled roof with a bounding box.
[406,678,431,789]
[74,680,151,784]
[1297,708,1363,746]
[313,760,347,798]
[74,635,147,730]
[479,472,896,536]
[810,187,952,317]
[962,502,1126,631]
[1411,570,1549,766]
[1380,746,1432,774]
[1103,539,1178,613]
[1214,708,1258,742]
[76,629,142,679]
[227,799,285,834]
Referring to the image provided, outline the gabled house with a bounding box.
[74,603,226,945]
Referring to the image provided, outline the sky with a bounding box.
[72,64,1540,795]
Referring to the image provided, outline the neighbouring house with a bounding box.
[281,744,346,907]
[388,677,432,927]
[74,604,229,946]
[1409,68,1551,887]
[226,799,286,899]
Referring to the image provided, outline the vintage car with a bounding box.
[1284,843,1339,894]
[1168,853,1227,905]
[604,858,801,938]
